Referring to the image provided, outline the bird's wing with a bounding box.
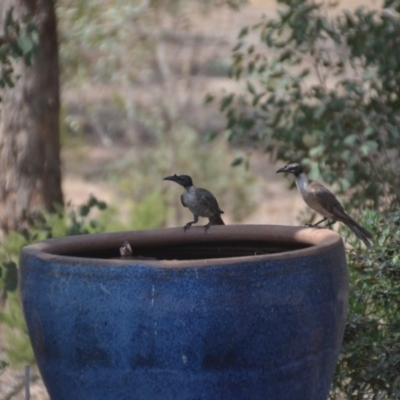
[197,188,223,215]
[180,194,187,208]
[309,180,346,215]
[310,180,372,246]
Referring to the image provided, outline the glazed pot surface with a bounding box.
[20,225,348,400]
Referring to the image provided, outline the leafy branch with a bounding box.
[0,8,39,100]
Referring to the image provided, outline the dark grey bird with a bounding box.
[163,174,225,232]
[276,163,373,248]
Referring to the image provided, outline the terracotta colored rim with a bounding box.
[20,225,344,268]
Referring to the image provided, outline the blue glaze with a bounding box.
[19,228,348,400]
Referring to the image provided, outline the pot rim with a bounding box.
[20,225,344,268]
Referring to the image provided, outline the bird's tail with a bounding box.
[209,215,225,226]
[345,219,373,248]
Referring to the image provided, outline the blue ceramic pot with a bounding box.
[20,225,348,400]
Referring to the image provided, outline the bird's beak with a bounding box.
[163,175,179,183]
[276,166,288,174]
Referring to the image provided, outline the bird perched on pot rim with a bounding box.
[276,163,373,248]
[163,174,225,232]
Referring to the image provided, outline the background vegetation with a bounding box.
[210,0,400,398]
[1,0,400,399]
[1,2,259,395]
[215,0,400,211]
[0,8,38,101]
[57,0,258,227]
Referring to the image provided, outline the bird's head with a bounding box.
[163,174,193,188]
[276,163,303,176]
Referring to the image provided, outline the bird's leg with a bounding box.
[183,215,199,232]
[203,221,211,232]
[312,217,328,227]
[324,220,336,228]
[306,217,327,228]
[203,219,216,233]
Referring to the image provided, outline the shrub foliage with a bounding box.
[0,196,107,363]
[211,0,400,397]
[0,8,38,100]
[334,210,400,399]
[213,0,400,210]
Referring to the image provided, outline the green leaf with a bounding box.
[203,93,214,105]
[247,81,256,95]
[235,66,243,80]
[360,140,379,155]
[238,26,249,39]
[231,157,243,167]
[298,68,310,78]
[247,61,255,74]
[344,134,358,146]
[279,49,293,62]
[79,205,90,217]
[232,42,243,52]
[97,201,107,210]
[2,261,18,292]
[252,93,265,106]
[220,94,234,112]
[269,70,284,78]
[204,131,217,142]
[309,144,325,158]
[17,35,34,54]
[363,126,374,138]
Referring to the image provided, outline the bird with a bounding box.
[276,163,373,248]
[119,240,133,257]
[163,174,225,232]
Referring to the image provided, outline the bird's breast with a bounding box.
[182,189,214,218]
[295,176,334,218]
[182,189,197,206]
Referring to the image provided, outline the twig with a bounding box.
[3,372,38,400]
[25,365,30,400]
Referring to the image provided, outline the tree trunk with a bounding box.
[0,0,63,232]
